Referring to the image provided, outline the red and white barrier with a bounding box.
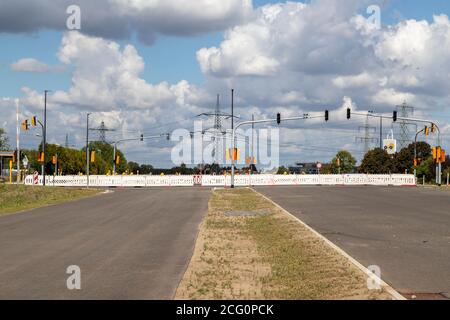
[24,174,416,187]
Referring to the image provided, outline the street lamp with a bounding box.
[86,113,91,188]
[43,90,51,186]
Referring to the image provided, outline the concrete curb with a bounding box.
[251,188,406,301]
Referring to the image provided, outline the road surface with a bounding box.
[257,186,450,298]
[0,188,210,299]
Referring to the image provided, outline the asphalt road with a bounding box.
[257,186,450,298]
[0,187,210,299]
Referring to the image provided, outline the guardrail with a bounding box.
[24,174,416,187]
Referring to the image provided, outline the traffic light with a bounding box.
[38,152,45,163]
[346,108,351,120]
[440,149,446,163]
[277,113,281,125]
[325,110,329,122]
[436,147,442,161]
[22,120,29,131]
[90,151,96,163]
[393,111,398,122]
[414,158,418,167]
[425,126,430,136]
[140,134,144,142]
[431,124,437,134]
[31,116,37,127]
[115,155,120,165]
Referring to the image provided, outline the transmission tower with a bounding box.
[356,114,378,155]
[90,121,116,143]
[198,94,233,165]
[396,102,415,150]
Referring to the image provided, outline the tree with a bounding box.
[127,161,140,174]
[393,142,431,174]
[330,150,356,174]
[277,166,289,175]
[0,128,9,150]
[359,148,394,174]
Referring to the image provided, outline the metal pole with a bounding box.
[16,99,20,184]
[251,114,254,179]
[379,117,383,149]
[43,90,49,186]
[231,89,235,188]
[86,113,90,188]
[113,142,117,175]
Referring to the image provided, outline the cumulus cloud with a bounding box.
[10,58,64,73]
[0,0,253,45]
[6,0,450,166]
[11,58,50,73]
[197,1,450,116]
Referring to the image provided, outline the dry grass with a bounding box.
[0,184,100,216]
[176,188,393,300]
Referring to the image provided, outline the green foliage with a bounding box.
[0,128,9,150]
[330,150,356,174]
[277,166,289,175]
[359,148,394,174]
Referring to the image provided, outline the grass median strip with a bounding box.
[176,188,394,300]
[0,184,100,216]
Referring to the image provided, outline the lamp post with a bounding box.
[231,114,322,188]
[86,113,91,188]
[43,90,51,186]
[414,128,425,180]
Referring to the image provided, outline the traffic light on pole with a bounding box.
[346,108,351,120]
[393,111,398,122]
[22,120,29,131]
[31,116,37,127]
[440,149,446,163]
[38,152,45,163]
[436,147,442,162]
[277,113,281,125]
[90,151,96,163]
[432,147,437,160]
[425,126,430,136]
[325,110,329,122]
[115,155,120,165]
[431,124,437,134]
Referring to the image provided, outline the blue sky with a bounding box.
[1,0,450,167]
[2,0,450,98]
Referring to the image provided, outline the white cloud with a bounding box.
[5,1,450,166]
[11,58,51,73]
[0,0,253,45]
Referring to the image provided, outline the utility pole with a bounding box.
[86,113,91,188]
[396,102,414,150]
[90,121,116,143]
[43,90,50,186]
[356,113,377,155]
[231,114,323,188]
[251,114,255,177]
[15,99,20,184]
[379,117,383,149]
